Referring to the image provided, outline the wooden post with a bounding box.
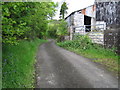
[84,25,86,35]
[70,26,73,40]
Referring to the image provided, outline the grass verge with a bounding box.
[57,35,119,75]
[2,39,47,88]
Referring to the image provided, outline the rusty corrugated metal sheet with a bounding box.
[92,5,96,11]
[81,9,86,15]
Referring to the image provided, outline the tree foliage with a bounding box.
[59,2,68,19]
[2,2,57,44]
[56,19,68,41]
[47,19,68,41]
[47,20,58,38]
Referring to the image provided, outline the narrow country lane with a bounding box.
[35,40,118,88]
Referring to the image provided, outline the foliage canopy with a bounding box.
[47,19,68,41]
[2,2,57,44]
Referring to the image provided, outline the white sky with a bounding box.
[52,0,95,19]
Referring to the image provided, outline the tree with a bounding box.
[47,19,68,41]
[2,2,57,44]
[24,2,57,40]
[2,2,34,44]
[47,20,60,38]
[56,19,68,41]
[59,2,68,19]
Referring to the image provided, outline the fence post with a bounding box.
[70,26,73,40]
[84,25,86,35]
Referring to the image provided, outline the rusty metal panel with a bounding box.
[81,9,86,15]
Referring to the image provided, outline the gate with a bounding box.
[72,24,105,45]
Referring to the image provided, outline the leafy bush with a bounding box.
[2,2,57,44]
[58,35,93,50]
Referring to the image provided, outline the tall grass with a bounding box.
[2,39,47,88]
[57,35,119,75]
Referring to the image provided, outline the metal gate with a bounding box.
[72,24,105,45]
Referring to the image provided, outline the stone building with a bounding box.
[65,5,97,35]
[65,4,105,44]
[65,1,120,53]
[95,1,120,54]
[96,1,120,28]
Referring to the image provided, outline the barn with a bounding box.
[95,1,120,54]
[65,4,105,44]
[65,5,97,34]
[65,1,120,53]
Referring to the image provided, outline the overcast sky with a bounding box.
[52,0,95,19]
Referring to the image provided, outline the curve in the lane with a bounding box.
[35,40,118,88]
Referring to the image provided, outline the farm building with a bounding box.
[95,1,120,54]
[65,4,105,44]
[65,5,97,34]
[65,0,120,54]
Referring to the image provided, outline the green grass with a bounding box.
[57,35,119,75]
[0,43,2,89]
[2,39,47,88]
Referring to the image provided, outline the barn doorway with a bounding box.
[84,15,91,32]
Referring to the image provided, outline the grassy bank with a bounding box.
[2,39,47,88]
[57,35,119,75]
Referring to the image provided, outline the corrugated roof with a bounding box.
[65,4,95,20]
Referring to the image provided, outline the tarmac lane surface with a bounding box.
[35,40,118,88]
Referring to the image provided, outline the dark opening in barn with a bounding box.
[84,15,91,32]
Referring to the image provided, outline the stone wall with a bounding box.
[104,28,120,54]
[74,12,84,26]
[65,14,74,27]
[96,1,120,54]
[96,1,120,28]
[88,32,104,45]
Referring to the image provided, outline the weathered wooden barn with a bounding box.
[65,1,120,54]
